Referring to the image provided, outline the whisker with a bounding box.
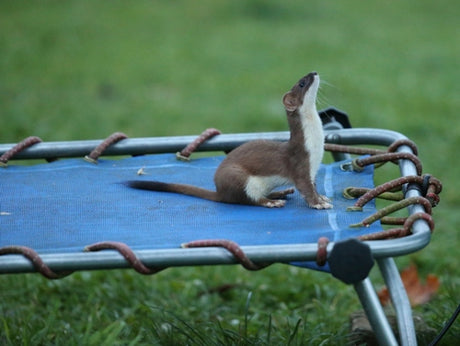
[317,87,332,108]
[320,79,338,90]
[317,75,341,108]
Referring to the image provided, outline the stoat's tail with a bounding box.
[123,180,220,202]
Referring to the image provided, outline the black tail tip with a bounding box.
[121,180,141,188]
[121,180,168,192]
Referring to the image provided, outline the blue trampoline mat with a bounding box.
[1,154,382,256]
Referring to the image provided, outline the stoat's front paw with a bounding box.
[319,195,332,203]
[310,201,333,210]
[306,194,332,209]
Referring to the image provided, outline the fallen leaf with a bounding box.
[378,263,440,307]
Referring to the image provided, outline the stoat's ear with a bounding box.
[282,92,298,112]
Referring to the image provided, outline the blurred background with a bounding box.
[1,1,458,194]
[1,0,458,344]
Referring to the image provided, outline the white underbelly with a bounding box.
[245,175,291,201]
[302,115,324,181]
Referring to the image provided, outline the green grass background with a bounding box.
[1,0,458,344]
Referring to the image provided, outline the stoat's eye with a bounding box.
[299,81,306,88]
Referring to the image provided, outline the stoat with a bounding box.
[125,72,332,209]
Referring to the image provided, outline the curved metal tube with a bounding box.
[0,128,432,274]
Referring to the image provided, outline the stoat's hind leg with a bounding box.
[268,188,295,199]
[257,197,286,208]
[245,176,292,208]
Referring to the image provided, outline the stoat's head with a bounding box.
[282,72,319,114]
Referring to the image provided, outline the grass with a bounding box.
[0,0,459,344]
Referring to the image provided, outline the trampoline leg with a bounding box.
[354,278,398,346]
[378,258,417,346]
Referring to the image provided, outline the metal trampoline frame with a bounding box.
[0,125,433,346]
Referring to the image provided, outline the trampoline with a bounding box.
[0,109,442,346]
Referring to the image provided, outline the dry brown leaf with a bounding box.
[378,263,440,307]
